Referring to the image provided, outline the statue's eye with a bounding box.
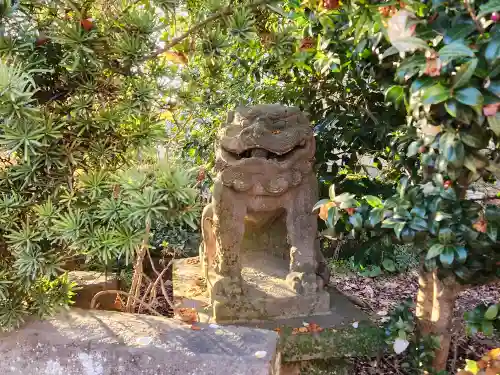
[272,130,281,134]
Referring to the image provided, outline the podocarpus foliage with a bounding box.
[0,0,199,330]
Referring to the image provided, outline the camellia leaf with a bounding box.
[460,128,487,148]
[455,246,468,263]
[394,222,406,239]
[329,184,336,200]
[443,23,476,44]
[455,87,484,107]
[487,224,498,242]
[484,304,499,320]
[439,246,455,268]
[438,227,454,244]
[364,195,383,208]
[382,258,396,272]
[485,38,500,65]
[452,58,478,89]
[435,211,452,221]
[407,140,421,157]
[312,199,330,212]
[481,320,494,336]
[487,80,500,98]
[445,100,457,117]
[488,113,500,136]
[438,42,475,62]
[426,243,444,259]
[369,207,384,226]
[391,37,430,53]
[348,212,363,230]
[422,84,451,105]
[385,85,406,109]
[335,192,355,202]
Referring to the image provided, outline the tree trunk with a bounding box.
[416,269,463,371]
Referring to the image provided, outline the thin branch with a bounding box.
[464,0,485,34]
[90,290,162,316]
[142,0,270,62]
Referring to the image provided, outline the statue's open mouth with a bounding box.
[225,139,307,162]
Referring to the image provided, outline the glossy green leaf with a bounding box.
[369,207,384,226]
[455,246,468,263]
[452,58,478,89]
[422,84,451,105]
[438,42,475,62]
[335,192,355,202]
[488,113,500,136]
[460,128,487,148]
[426,243,444,259]
[364,195,383,208]
[439,246,455,268]
[455,87,484,107]
[435,211,452,221]
[485,38,500,65]
[394,222,405,239]
[385,85,406,109]
[443,23,476,44]
[407,141,421,157]
[484,304,499,320]
[391,37,430,53]
[444,100,457,117]
[411,77,433,93]
[464,155,477,173]
[348,212,363,230]
[481,320,494,336]
[438,227,454,244]
[312,199,330,212]
[401,228,416,243]
[327,206,337,228]
[487,81,500,98]
[329,184,336,200]
[382,258,396,272]
[487,224,498,242]
[409,217,428,231]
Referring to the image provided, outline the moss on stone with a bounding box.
[280,321,384,362]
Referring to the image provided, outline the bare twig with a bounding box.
[142,0,270,62]
[90,290,162,316]
[464,0,485,34]
[126,221,151,312]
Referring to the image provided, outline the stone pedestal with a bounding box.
[173,252,330,323]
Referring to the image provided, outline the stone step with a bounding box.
[172,255,383,363]
[235,288,384,362]
[0,308,280,375]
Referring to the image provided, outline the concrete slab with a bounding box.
[0,308,280,375]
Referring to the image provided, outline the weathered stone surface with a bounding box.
[0,308,280,375]
[68,271,119,310]
[198,105,330,322]
[281,359,352,375]
[237,288,383,362]
[174,255,329,324]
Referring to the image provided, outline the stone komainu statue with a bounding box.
[200,104,329,301]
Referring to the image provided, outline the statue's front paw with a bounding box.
[286,272,318,295]
[212,276,243,299]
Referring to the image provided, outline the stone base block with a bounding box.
[0,308,280,375]
[173,253,330,323]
